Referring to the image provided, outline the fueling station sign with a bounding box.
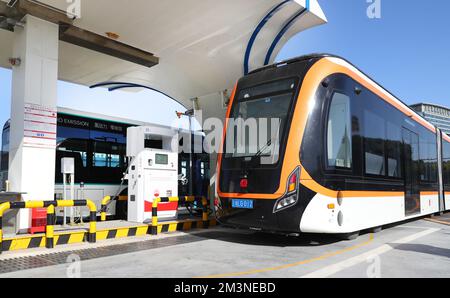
[23,103,57,149]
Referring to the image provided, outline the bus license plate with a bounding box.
[232,199,254,209]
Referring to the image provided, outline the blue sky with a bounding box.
[1,0,450,147]
[279,0,450,106]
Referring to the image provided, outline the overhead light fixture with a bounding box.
[8,57,21,67]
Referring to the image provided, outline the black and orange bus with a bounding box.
[216,54,450,239]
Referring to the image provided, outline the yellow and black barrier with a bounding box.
[44,199,97,248]
[151,196,209,235]
[0,217,217,253]
[46,205,55,249]
[100,195,127,221]
[0,199,97,253]
[100,196,112,222]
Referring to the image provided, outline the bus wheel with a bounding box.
[338,231,360,241]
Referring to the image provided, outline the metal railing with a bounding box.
[0,200,97,253]
[151,196,209,235]
[100,196,112,222]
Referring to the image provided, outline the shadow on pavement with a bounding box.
[392,243,450,259]
[193,229,342,247]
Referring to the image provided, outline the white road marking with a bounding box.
[301,228,441,278]
[402,225,436,229]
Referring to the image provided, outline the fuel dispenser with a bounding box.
[126,126,180,223]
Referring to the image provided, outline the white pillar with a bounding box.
[8,15,59,233]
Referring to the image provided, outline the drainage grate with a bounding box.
[0,231,223,274]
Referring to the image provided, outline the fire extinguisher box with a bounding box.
[29,208,47,234]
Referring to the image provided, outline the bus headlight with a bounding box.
[275,195,297,211]
[274,168,300,212]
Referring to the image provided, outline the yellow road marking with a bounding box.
[198,234,374,278]
[424,218,450,226]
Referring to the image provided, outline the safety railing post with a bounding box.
[201,197,209,229]
[0,202,11,254]
[151,198,160,235]
[46,205,55,249]
[86,200,97,243]
[100,196,111,222]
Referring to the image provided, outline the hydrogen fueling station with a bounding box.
[0,0,449,282]
[0,0,324,234]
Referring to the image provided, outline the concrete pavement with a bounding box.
[0,218,448,278]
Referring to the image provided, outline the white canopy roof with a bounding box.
[0,0,326,116]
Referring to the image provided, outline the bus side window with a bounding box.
[386,121,402,178]
[364,108,386,176]
[327,92,352,169]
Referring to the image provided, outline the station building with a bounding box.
[410,103,450,135]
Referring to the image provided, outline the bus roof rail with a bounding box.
[248,53,334,75]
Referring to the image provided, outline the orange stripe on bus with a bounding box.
[218,193,280,200]
[300,167,403,198]
[300,168,337,198]
[420,192,439,196]
[324,58,436,133]
[341,191,403,198]
[443,133,450,143]
[217,84,237,198]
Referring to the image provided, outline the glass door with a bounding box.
[402,128,421,216]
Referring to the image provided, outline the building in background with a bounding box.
[411,103,450,135]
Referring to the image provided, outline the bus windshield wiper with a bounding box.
[249,139,273,165]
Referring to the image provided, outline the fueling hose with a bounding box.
[103,160,134,212]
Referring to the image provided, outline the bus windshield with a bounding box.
[224,78,297,166]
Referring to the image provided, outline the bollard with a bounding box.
[0,202,11,254]
[151,198,160,235]
[46,205,55,249]
[100,196,111,222]
[86,200,97,243]
[202,197,209,228]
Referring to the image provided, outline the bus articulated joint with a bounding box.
[0,199,97,254]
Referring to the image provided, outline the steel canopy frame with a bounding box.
[264,7,309,66]
[243,0,293,75]
[90,81,187,109]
